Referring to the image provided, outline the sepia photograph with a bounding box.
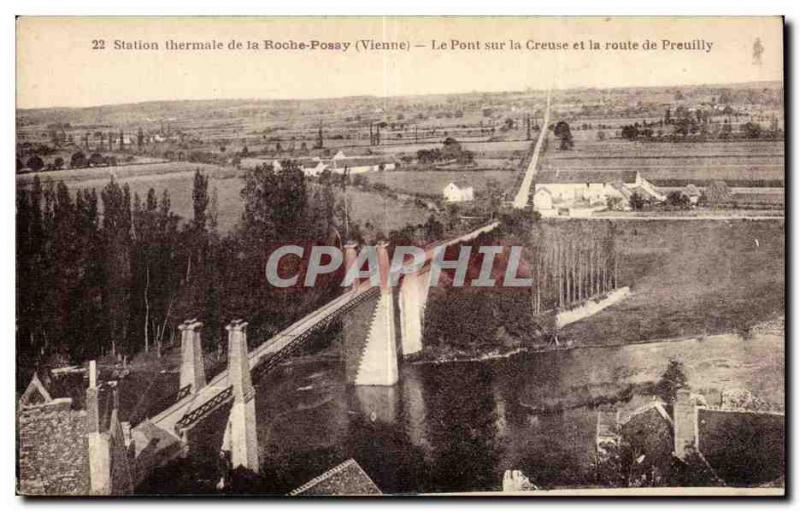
[14,16,785,497]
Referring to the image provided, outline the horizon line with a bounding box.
[16,79,783,113]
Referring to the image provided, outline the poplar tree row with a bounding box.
[530,222,619,315]
[17,161,347,388]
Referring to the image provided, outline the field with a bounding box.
[541,140,784,187]
[16,162,430,234]
[561,219,785,345]
[365,170,518,197]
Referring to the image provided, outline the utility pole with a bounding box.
[526,115,532,141]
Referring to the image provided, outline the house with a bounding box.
[329,151,397,174]
[17,364,134,495]
[443,182,474,202]
[596,390,785,488]
[304,161,329,177]
[682,184,702,205]
[299,151,396,176]
[532,187,554,211]
[533,170,665,215]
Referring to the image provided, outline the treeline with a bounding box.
[17,161,349,387]
[620,105,783,142]
[530,222,619,313]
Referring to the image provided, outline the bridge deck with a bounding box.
[137,282,377,438]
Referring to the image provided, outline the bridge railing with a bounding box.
[250,286,381,382]
[129,384,193,427]
[174,385,233,434]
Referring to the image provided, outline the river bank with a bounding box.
[411,314,784,366]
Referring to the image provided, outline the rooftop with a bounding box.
[537,169,638,185]
[289,459,382,496]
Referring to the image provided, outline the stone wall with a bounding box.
[673,389,697,459]
[17,401,90,495]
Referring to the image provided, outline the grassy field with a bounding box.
[541,139,784,186]
[561,219,785,345]
[15,161,229,186]
[366,170,518,197]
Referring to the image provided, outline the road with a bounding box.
[512,90,551,209]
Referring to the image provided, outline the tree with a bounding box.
[666,191,691,209]
[553,121,574,150]
[629,192,646,211]
[654,359,688,405]
[89,153,106,167]
[621,125,639,141]
[441,137,463,160]
[26,155,44,172]
[70,151,87,168]
[606,196,623,211]
[484,178,504,216]
[741,121,762,139]
[704,180,731,207]
[100,179,133,356]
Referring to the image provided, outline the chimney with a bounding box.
[673,389,698,459]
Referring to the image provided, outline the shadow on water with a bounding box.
[138,332,783,494]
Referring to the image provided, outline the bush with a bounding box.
[26,155,44,172]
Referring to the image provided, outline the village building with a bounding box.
[533,170,665,216]
[242,151,396,177]
[17,362,134,496]
[682,183,702,205]
[595,389,784,487]
[442,182,474,202]
[301,150,396,176]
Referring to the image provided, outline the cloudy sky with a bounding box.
[17,16,783,109]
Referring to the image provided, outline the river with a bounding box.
[236,330,782,494]
[138,329,782,494]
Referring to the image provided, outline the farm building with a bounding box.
[443,182,474,202]
[682,184,702,204]
[533,169,665,215]
[301,151,396,176]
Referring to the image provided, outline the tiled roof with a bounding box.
[537,169,638,184]
[698,408,785,486]
[289,459,382,496]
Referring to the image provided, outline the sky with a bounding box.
[16,16,784,109]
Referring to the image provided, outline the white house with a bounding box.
[533,170,665,215]
[443,182,474,202]
[304,161,329,177]
[299,151,396,176]
[329,151,397,174]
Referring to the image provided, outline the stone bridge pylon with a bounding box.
[221,320,259,471]
[342,240,432,387]
[176,319,259,471]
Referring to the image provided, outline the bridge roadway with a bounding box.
[512,90,551,209]
[137,221,502,442]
